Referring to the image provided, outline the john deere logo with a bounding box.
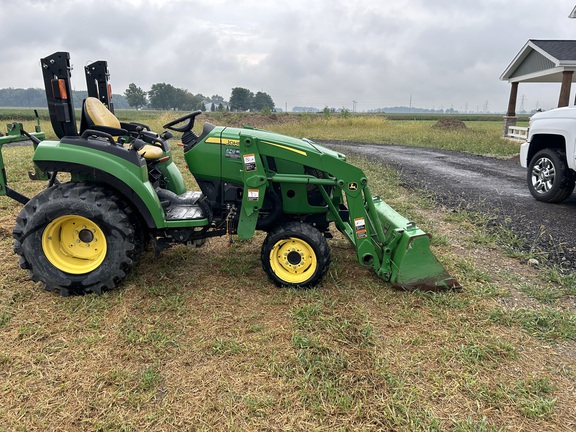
[348,182,358,191]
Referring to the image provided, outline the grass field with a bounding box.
[0,111,575,431]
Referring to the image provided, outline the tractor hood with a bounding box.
[218,126,347,161]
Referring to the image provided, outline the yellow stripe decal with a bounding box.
[206,137,240,146]
[264,141,307,156]
[206,136,305,155]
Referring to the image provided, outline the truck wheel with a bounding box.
[527,149,575,203]
[261,221,330,288]
[13,182,138,295]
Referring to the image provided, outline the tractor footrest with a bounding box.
[156,188,207,221]
[165,204,205,221]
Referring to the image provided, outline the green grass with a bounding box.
[0,110,575,430]
[489,308,576,342]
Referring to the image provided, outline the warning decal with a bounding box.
[354,217,367,238]
[244,154,257,171]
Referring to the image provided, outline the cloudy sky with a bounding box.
[1,0,576,112]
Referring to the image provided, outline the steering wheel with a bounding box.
[163,110,202,133]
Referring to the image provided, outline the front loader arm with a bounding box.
[237,133,268,239]
[233,131,459,291]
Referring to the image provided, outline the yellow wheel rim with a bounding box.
[269,237,317,284]
[42,215,107,274]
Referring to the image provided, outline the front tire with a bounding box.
[13,182,138,295]
[527,149,575,203]
[261,221,330,288]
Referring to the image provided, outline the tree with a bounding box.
[174,88,205,111]
[148,83,206,111]
[172,87,194,110]
[252,91,275,112]
[229,87,253,111]
[148,83,177,110]
[210,94,225,112]
[211,94,225,105]
[124,83,147,109]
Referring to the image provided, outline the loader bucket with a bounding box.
[372,197,461,292]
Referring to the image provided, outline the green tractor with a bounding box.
[1,52,460,295]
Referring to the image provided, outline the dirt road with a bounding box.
[324,141,576,271]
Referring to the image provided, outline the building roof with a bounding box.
[500,39,576,83]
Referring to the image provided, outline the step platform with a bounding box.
[156,189,207,221]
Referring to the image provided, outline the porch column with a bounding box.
[506,82,519,116]
[502,82,519,137]
[558,71,573,107]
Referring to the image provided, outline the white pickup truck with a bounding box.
[520,106,576,203]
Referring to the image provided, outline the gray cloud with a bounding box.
[1,0,574,112]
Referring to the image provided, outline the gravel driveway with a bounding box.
[323,141,576,271]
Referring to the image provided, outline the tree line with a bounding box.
[0,85,276,113]
[0,88,130,109]
[124,84,275,112]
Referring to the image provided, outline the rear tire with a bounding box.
[13,182,138,295]
[527,149,575,203]
[261,221,330,288]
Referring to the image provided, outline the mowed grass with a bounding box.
[0,112,575,430]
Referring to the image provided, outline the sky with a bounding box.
[1,0,576,113]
